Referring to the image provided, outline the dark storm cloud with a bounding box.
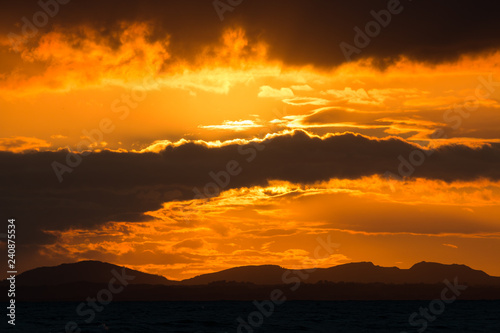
[1,130,500,244]
[2,0,500,67]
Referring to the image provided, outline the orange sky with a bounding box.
[1,3,500,280]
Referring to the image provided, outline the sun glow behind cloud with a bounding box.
[1,24,499,150]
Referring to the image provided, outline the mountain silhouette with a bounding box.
[181,261,500,286]
[14,260,172,286]
[307,261,500,285]
[3,260,500,301]
[181,265,287,285]
[7,260,500,287]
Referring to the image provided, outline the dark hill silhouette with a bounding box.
[309,262,403,284]
[6,260,500,287]
[14,260,172,286]
[403,261,493,284]
[180,261,500,286]
[3,260,500,301]
[181,262,399,286]
[181,265,287,285]
[302,261,500,285]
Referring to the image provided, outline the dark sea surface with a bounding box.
[2,301,499,332]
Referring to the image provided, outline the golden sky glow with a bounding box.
[1,4,500,281]
[37,177,500,280]
[2,25,499,151]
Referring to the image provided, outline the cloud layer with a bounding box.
[1,130,500,246]
[2,0,500,69]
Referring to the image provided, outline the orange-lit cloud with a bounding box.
[31,176,500,280]
[1,25,499,151]
[258,86,294,98]
[200,119,263,131]
[0,136,51,152]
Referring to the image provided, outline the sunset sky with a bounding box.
[1,0,500,280]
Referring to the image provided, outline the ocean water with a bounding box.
[2,301,499,332]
